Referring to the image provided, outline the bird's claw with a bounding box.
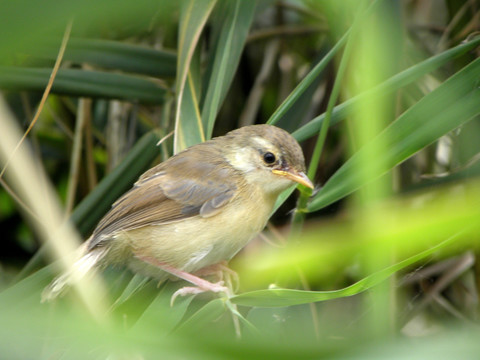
[193,261,240,292]
[170,281,229,306]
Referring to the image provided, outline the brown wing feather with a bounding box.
[89,143,239,249]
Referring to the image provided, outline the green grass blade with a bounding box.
[200,0,256,139]
[308,57,480,211]
[231,231,462,307]
[174,47,205,152]
[175,70,204,152]
[0,67,167,104]
[16,38,177,78]
[173,0,216,153]
[293,36,480,142]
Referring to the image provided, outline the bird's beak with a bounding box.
[272,169,314,189]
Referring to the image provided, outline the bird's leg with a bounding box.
[194,261,242,338]
[194,261,240,292]
[135,255,230,306]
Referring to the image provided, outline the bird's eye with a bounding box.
[263,152,276,164]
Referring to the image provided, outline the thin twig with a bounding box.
[452,0,480,42]
[156,130,174,146]
[436,1,470,53]
[401,252,475,327]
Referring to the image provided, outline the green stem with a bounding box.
[291,0,370,234]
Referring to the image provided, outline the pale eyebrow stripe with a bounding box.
[252,136,272,149]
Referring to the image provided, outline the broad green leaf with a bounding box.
[131,282,195,334]
[231,231,461,307]
[201,0,256,139]
[173,298,226,334]
[0,67,167,104]
[15,38,177,77]
[292,36,480,143]
[173,0,216,153]
[308,57,480,211]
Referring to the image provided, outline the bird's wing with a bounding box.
[89,146,239,248]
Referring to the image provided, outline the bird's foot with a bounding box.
[194,261,240,292]
[170,280,229,306]
[135,255,233,306]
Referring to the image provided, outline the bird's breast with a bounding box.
[122,184,276,277]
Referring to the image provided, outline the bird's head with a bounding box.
[221,125,313,195]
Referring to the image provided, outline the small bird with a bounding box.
[42,124,313,302]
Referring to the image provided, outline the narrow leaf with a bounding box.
[231,232,461,307]
[17,38,177,78]
[173,0,216,153]
[0,67,167,104]
[308,57,480,211]
[293,36,480,143]
[201,0,256,139]
[174,47,205,152]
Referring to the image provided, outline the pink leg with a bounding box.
[194,261,239,290]
[194,260,232,276]
[136,255,230,305]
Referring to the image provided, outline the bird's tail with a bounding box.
[41,244,107,302]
